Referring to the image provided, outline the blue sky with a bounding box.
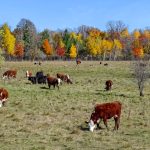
[0,0,150,32]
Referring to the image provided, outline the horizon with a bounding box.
[1,0,150,32]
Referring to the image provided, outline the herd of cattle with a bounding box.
[0,66,122,132]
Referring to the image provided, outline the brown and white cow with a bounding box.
[47,76,62,89]
[56,73,72,84]
[105,80,113,91]
[26,70,32,78]
[2,70,17,79]
[88,101,122,132]
[0,88,9,107]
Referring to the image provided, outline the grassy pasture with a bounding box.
[0,61,149,150]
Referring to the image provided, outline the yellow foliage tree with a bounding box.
[112,39,123,60]
[1,24,16,56]
[133,29,141,39]
[69,44,77,58]
[121,28,130,38]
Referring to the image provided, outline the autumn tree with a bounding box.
[14,42,24,59]
[0,24,16,57]
[56,40,65,58]
[42,39,53,56]
[86,28,102,57]
[69,44,77,59]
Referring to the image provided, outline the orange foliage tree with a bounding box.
[14,42,24,58]
[42,39,53,56]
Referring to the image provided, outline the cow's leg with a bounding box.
[48,84,51,89]
[96,119,103,129]
[114,115,119,130]
[103,118,109,130]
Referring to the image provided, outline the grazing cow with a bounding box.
[0,88,9,107]
[56,73,73,84]
[87,101,122,132]
[105,80,113,91]
[47,76,61,89]
[28,76,37,84]
[26,70,32,78]
[76,58,81,65]
[3,70,17,79]
[36,71,47,84]
[104,63,108,66]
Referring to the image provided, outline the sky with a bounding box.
[1,0,150,32]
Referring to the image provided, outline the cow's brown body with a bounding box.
[47,76,61,89]
[89,101,122,131]
[0,88,9,107]
[3,70,17,79]
[56,73,72,84]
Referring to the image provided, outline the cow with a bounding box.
[36,71,47,84]
[26,70,32,78]
[47,76,61,89]
[105,80,113,91]
[87,101,122,132]
[0,88,9,107]
[76,58,81,65]
[2,70,17,79]
[56,73,73,84]
[104,63,108,66]
[28,76,37,84]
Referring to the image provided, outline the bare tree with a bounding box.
[132,58,150,96]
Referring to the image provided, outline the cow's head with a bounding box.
[86,112,99,132]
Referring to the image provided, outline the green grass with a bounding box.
[0,61,149,150]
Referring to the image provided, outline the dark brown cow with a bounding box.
[3,70,17,79]
[0,88,9,107]
[26,70,32,78]
[105,80,113,91]
[56,73,72,84]
[88,101,122,132]
[104,63,108,66]
[47,76,61,89]
[76,59,81,65]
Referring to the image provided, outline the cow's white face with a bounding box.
[2,76,7,79]
[0,101,2,107]
[88,120,96,132]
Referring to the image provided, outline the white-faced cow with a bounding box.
[47,76,61,89]
[56,73,72,84]
[3,70,17,79]
[0,88,9,107]
[87,101,122,132]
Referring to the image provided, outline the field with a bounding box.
[0,61,150,150]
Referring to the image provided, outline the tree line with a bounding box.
[0,19,150,61]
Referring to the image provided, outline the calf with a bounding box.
[105,80,113,91]
[88,101,122,132]
[56,73,72,84]
[47,76,61,89]
[0,88,9,107]
[3,70,17,79]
